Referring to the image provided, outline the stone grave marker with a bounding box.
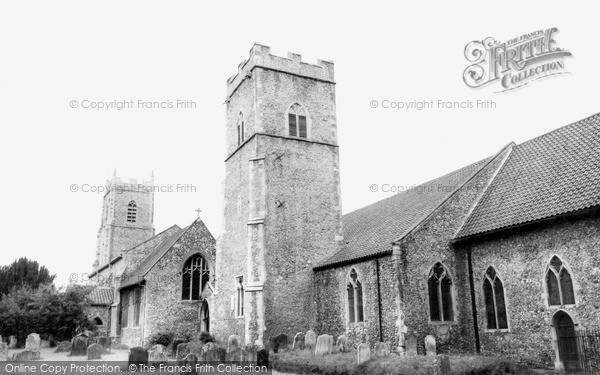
[25,333,41,350]
[97,336,111,353]
[87,343,103,360]
[227,335,242,353]
[182,353,198,375]
[292,332,305,350]
[148,344,167,365]
[55,341,71,353]
[373,342,391,357]
[357,343,370,365]
[257,349,269,368]
[242,344,257,362]
[336,335,349,352]
[305,330,317,351]
[227,347,242,363]
[425,335,436,356]
[70,335,89,356]
[439,354,451,375]
[128,347,149,366]
[176,342,191,361]
[405,333,417,355]
[314,334,334,355]
[8,336,17,349]
[0,343,8,361]
[13,350,40,361]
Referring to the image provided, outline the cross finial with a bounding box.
[195,208,202,218]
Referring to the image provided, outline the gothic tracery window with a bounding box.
[483,267,508,329]
[546,256,575,306]
[347,269,364,323]
[237,113,245,146]
[288,103,307,138]
[127,201,137,223]
[181,254,210,301]
[428,262,454,322]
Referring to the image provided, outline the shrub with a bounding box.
[198,331,215,344]
[146,331,175,349]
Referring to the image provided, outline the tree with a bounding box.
[0,257,56,298]
[0,284,96,346]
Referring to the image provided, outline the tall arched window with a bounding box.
[546,256,575,306]
[347,269,364,323]
[182,254,210,301]
[288,103,307,138]
[200,300,210,332]
[237,113,245,146]
[127,201,137,223]
[483,267,508,329]
[428,262,453,322]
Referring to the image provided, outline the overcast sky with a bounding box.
[1,1,598,287]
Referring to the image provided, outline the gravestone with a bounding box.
[336,335,349,353]
[242,345,257,362]
[55,341,71,353]
[373,342,391,357]
[227,348,242,363]
[40,339,50,348]
[202,344,226,362]
[357,343,370,365]
[0,343,8,361]
[425,335,436,356]
[70,335,89,356]
[87,343,103,360]
[148,344,167,364]
[405,334,418,355]
[171,338,188,357]
[439,354,451,375]
[227,335,242,353]
[314,334,334,356]
[292,332,305,350]
[305,330,317,351]
[182,353,198,375]
[98,336,111,353]
[257,349,269,368]
[25,333,41,350]
[8,336,17,349]
[271,334,288,353]
[13,350,40,361]
[129,347,149,366]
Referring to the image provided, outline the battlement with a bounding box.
[105,176,154,191]
[226,43,335,98]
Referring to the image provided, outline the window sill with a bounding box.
[235,315,244,319]
[428,321,456,325]
[547,304,576,309]
[347,321,366,327]
[181,300,201,305]
[484,328,510,333]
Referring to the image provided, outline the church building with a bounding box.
[87,44,599,371]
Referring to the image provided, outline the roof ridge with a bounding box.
[515,112,600,147]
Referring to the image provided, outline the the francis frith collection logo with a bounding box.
[463,27,572,92]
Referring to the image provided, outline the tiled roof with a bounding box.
[88,287,114,306]
[119,225,186,289]
[456,113,600,239]
[315,155,496,269]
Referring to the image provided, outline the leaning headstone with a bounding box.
[405,334,418,355]
[70,335,89,356]
[292,332,305,350]
[55,341,71,353]
[425,335,436,356]
[97,336,111,353]
[242,344,257,362]
[8,336,17,349]
[148,344,167,365]
[314,334,334,356]
[87,343,103,360]
[305,330,317,351]
[257,349,269,368]
[439,354,451,375]
[227,335,242,353]
[373,342,391,357]
[128,347,149,366]
[25,333,41,350]
[271,334,288,353]
[336,335,349,352]
[357,343,371,365]
[13,350,40,361]
[0,343,8,361]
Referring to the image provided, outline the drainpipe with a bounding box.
[467,247,481,353]
[375,259,383,342]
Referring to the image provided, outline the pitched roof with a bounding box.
[456,113,600,239]
[88,287,114,306]
[119,225,186,289]
[315,154,496,269]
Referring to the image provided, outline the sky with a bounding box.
[1,1,598,287]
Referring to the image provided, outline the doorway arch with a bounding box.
[554,311,579,370]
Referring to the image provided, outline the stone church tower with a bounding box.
[93,173,156,269]
[214,44,344,347]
